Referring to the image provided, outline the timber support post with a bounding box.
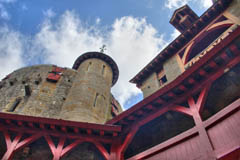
[1,131,41,160]
[188,85,216,160]
[109,126,139,160]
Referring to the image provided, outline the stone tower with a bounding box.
[0,51,121,124]
[60,52,119,123]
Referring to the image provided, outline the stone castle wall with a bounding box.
[0,65,76,119]
[0,62,121,123]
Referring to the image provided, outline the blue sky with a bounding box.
[0,0,212,109]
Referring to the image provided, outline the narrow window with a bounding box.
[102,65,105,75]
[25,84,31,96]
[7,97,21,112]
[93,93,99,107]
[87,62,92,71]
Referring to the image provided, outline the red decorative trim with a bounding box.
[1,131,41,160]
[45,135,66,160]
[90,141,110,160]
[127,98,240,160]
[15,134,42,151]
[2,132,22,160]
[120,126,139,154]
[0,112,121,133]
[61,139,83,157]
[171,105,193,116]
[196,84,211,113]
[187,88,215,158]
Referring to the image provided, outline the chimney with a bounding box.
[170,5,199,33]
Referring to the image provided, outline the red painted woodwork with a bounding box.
[171,105,193,117]
[187,93,215,159]
[195,84,211,113]
[45,135,65,160]
[120,126,139,154]
[109,142,122,160]
[207,106,240,159]
[127,99,240,160]
[0,112,121,133]
[45,135,111,160]
[146,136,202,160]
[90,141,110,160]
[60,139,83,157]
[15,134,42,151]
[2,132,22,160]
[1,3,240,159]
[107,26,240,126]
[127,127,198,160]
[0,111,122,160]
[1,131,42,160]
[1,35,239,159]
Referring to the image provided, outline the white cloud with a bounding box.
[165,0,213,9]
[33,11,167,108]
[0,27,24,79]
[165,0,190,9]
[35,11,104,66]
[43,8,56,18]
[0,0,214,109]
[201,0,213,8]
[108,17,166,106]
[0,10,168,109]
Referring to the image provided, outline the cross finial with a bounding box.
[100,45,106,53]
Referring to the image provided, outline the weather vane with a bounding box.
[100,45,107,53]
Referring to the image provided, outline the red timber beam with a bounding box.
[187,86,215,160]
[121,86,212,160]
[45,135,111,160]
[109,126,139,160]
[0,123,114,144]
[128,98,240,160]
[45,135,66,160]
[123,29,240,159]
[108,24,240,127]
[171,105,193,117]
[123,45,240,159]
[143,86,214,159]
[90,141,110,160]
[0,112,121,160]
[133,50,240,159]
[0,130,41,160]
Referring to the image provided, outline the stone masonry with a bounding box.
[0,52,122,124]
